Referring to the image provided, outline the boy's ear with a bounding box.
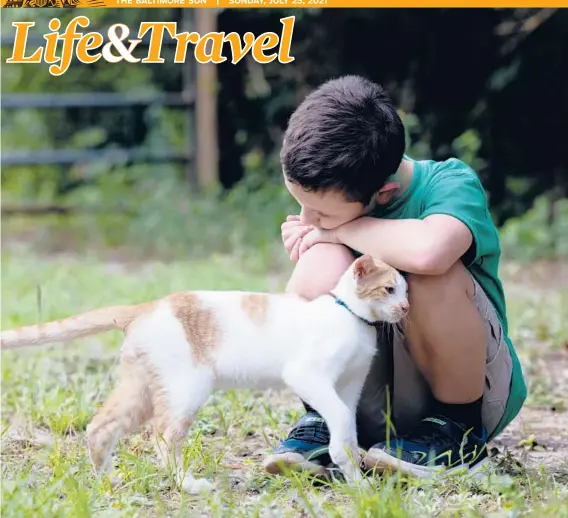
[375,181,400,205]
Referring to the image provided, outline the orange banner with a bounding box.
[2,0,567,7]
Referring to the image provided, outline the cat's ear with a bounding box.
[353,255,376,281]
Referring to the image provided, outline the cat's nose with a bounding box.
[400,301,409,313]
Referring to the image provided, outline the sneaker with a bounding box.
[362,415,489,478]
[263,412,332,476]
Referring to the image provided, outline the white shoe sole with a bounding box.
[362,448,491,479]
[263,452,328,476]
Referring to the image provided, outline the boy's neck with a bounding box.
[368,159,414,211]
[390,159,414,196]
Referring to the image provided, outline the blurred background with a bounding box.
[1,7,567,268]
[2,12,568,509]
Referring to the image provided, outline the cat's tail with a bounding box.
[0,303,152,350]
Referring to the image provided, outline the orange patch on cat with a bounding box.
[168,292,218,364]
[87,351,154,469]
[121,302,155,330]
[241,293,269,326]
[355,258,398,300]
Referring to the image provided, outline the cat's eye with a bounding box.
[386,287,395,295]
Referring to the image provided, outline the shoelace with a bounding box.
[288,418,330,445]
[399,420,460,451]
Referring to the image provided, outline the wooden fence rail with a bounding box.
[1,9,220,215]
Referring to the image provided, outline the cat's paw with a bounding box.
[355,477,375,493]
[110,475,124,488]
[181,477,214,495]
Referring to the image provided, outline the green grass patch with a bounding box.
[2,249,567,517]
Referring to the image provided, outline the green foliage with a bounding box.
[450,129,487,174]
[3,7,567,223]
[2,162,299,272]
[399,111,432,160]
[116,167,298,268]
[501,196,568,262]
[1,7,567,264]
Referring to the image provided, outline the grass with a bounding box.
[1,246,568,517]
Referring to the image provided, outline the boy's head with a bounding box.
[281,75,406,229]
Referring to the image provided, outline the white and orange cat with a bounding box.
[0,255,408,493]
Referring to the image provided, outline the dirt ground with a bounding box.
[491,351,568,479]
[488,260,568,482]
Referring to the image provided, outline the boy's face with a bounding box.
[285,178,369,230]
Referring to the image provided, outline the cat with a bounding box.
[0,254,409,494]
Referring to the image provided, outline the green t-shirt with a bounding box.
[369,155,526,439]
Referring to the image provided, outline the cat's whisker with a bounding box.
[401,313,412,326]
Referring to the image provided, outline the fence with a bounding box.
[1,9,219,215]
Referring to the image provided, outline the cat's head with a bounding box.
[351,255,409,324]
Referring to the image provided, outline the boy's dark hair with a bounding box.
[281,75,406,205]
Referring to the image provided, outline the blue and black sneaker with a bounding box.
[362,415,490,478]
[263,412,333,476]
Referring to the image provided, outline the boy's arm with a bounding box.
[299,169,493,274]
[334,215,473,275]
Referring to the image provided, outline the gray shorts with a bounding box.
[355,275,513,449]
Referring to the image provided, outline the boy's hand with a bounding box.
[281,215,313,263]
[298,227,340,256]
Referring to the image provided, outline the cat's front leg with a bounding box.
[327,414,362,484]
[282,367,363,484]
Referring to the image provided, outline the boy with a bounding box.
[263,75,526,478]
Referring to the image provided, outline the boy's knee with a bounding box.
[407,260,474,305]
[286,244,355,301]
